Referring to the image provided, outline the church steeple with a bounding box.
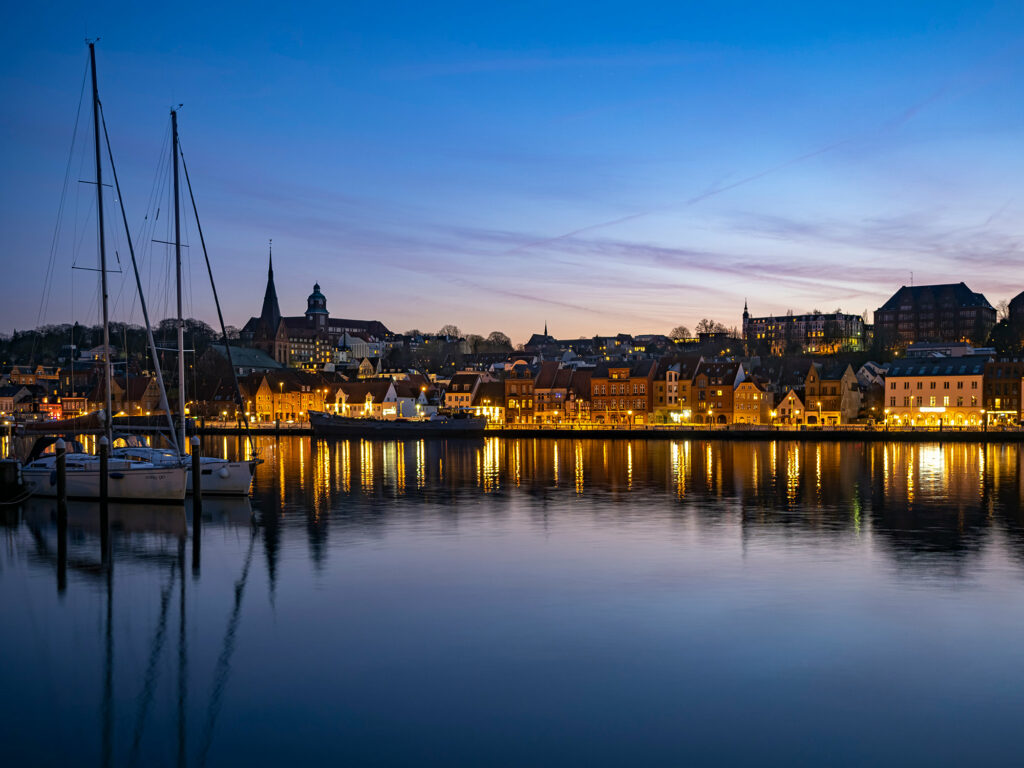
[544,320,548,338]
[260,240,281,330]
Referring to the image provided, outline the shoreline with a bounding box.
[193,424,1024,443]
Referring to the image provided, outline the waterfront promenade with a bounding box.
[193,420,1024,443]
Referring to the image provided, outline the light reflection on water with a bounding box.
[1,436,1023,767]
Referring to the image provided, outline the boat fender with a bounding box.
[217,466,231,479]
[109,472,125,480]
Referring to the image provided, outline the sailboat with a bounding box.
[110,108,259,496]
[20,42,188,502]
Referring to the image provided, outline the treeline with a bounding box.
[0,319,240,367]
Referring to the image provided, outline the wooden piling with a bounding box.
[56,438,67,593]
[99,436,109,563]
[191,436,201,574]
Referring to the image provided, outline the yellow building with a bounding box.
[884,356,988,427]
[733,380,772,424]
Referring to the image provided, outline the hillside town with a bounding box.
[3,254,1023,430]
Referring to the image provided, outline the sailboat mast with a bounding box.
[90,42,113,443]
[172,109,186,452]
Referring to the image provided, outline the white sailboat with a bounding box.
[20,43,187,502]
[110,108,258,496]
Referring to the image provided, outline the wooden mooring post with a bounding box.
[99,436,109,564]
[191,436,202,574]
[56,438,67,593]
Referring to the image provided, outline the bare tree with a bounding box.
[694,318,718,335]
[438,324,462,338]
[669,325,691,339]
[997,299,1010,321]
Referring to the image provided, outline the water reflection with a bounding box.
[3,436,1024,766]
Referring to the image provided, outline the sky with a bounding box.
[2,1,1024,345]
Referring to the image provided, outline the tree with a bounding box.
[465,334,484,353]
[438,324,461,338]
[997,299,1010,321]
[669,325,691,340]
[485,331,512,351]
[694,318,718,335]
[404,329,423,337]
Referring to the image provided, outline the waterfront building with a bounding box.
[471,381,506,423]
[692,361,744,424]
[240,369,333,422]
[589,360,657,425]
[873,282,996,351]
[775,389,806,425]
[444,372,492,413]
[651,360,680,423]
[884,355,989,427]
[89,375,163,417]
[804,363,860,426]
[983,361,1024,425]
[732,379,772,424]
[742,302,867,355]
[504,361,536,424]
[331,379,424,419]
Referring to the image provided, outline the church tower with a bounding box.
[305,282,328,329]
[260,243,282,331]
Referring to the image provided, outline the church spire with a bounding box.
[260,239,281,330]
[544,320,548,338]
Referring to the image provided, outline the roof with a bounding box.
[887,355,991,377]
[447,372,481,392]
[877,282,994,311]
[472,381,506,405]
[336,380,394,403]
[210,344,283,370]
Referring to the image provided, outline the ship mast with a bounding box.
[89,42,113,444]
[172,109,186,452]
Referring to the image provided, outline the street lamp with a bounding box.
[816,401,822,427]
[884,408,890,431]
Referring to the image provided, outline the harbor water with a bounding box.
[2,436,1023,766]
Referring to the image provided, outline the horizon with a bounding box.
[4,1,1023,342]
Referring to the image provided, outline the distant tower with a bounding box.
[742,299,750,353]
[305,282,328,328]
[260,241,281,331]
[544,320,548,338]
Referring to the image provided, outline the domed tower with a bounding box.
[305,282,328,328]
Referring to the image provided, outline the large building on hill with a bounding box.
[742,302,867,355]
[240,251,391,370]
[873,282,995,351]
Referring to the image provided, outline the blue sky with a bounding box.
[3,1,1023,343]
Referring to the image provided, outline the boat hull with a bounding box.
[186,461,257,496]
[21,465,187,502]
[309,411,486,438]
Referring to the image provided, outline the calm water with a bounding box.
[2,437,1023,767]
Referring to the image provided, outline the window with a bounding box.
[916,382,923,390]
[971,396,977,407]
[943,381,950,389]
[929,382,936,389]
[943,396,950,406]
[890,397,896,406]
[929,396,936,406]
[890,382,896,390]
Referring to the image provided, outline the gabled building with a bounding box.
[589,359,657,424]
[504,361,535,424]
[733,379,772,425]
[692,361,744,424]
